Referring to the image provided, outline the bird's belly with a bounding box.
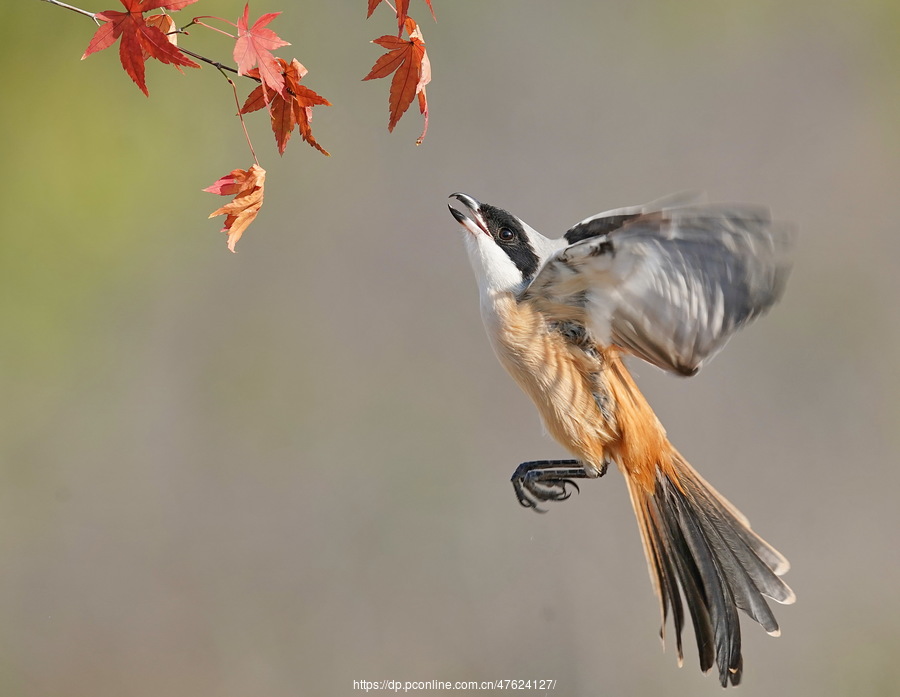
[489,319,617,471]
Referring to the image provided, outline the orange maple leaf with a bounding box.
[233,3,290,98]
[82,0,200,96]
[204,164,266,253]
[367,0,435,31]
[142,14,177,60]
[241,58,331,156]
[363,18,431,139]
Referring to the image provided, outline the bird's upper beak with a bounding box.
[449,193,490,237]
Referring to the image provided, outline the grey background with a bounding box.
[2,1,898,695]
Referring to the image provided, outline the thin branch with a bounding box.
[172,41,261,84]
[37,0,95,20]
[178,46,243,77]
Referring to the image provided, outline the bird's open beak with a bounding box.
[449,193,490,237]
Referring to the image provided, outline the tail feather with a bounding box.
[686,480,795,610]
[677,456,793,580]
[626,452,794,687]
[635,494,689,663]
[665,477,744,684]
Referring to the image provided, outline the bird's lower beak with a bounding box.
[449,193,489,236]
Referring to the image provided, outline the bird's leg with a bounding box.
[511,459,607,513]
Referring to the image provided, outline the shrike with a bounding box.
[448,192,795,687]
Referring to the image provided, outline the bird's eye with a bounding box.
[498,228,515,242]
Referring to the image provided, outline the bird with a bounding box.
[448,192,796,687]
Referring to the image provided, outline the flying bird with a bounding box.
[448,192,796,687]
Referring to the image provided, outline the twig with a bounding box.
[179,46,245,78]
[37,0,95,20]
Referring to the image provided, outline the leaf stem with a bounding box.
[416,88,429,146]
[187,17,237,39]
[381,0,403,36]
[215,65,260,167]
[37,0,96,20]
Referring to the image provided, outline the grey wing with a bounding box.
[522,203,795,376]
[563,191,705,244]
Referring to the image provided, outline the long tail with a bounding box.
[625,450,795,687]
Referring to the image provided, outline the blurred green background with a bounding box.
[2,1,899,695]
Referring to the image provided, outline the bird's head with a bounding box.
[448,193,560,297]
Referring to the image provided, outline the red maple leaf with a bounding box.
[204,164,266,252]
[241,58,331,156]
[233,3,290,98]
[82,0,200,96]
[367,0,435,32]
[363,18,431,138]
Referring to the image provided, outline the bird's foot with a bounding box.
[511,459,597,513]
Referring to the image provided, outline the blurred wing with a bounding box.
[522,203,795,376]
[563,191,705,244]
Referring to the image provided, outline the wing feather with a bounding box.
[522,201,795,376]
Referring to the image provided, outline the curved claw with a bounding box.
[554,478,581,500]
[536,477,580,501]
[510,460,589,513]
[514,477,581,512]
[513,481,548,513]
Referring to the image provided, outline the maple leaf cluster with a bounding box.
[241,58,331,156]
[204,165,265,253]
[72,0,437,250]
[230,7,332,158]
[364,3,433,145]
[82,0,200,96]
[80,1,335,250]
